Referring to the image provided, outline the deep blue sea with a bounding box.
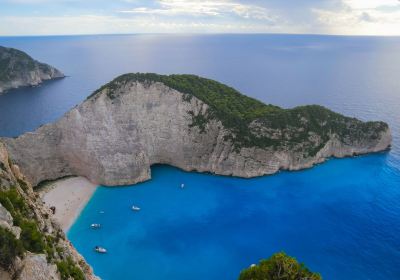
[0,34,399,280]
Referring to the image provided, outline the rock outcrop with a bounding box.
[2,73,392,186]
[0,46,64,93]
[0,142,97,280]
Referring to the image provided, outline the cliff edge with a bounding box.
[2,73,392,186]
[0,46,64,93]
[0,142,97,280]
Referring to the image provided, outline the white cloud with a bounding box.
[343,0,399,10]
[0,14,288,36]
[1,0,400,35]
[120,0,276,21]
[313,0,400,35]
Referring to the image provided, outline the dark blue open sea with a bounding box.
[0,34,399,280]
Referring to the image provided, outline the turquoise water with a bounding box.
[0,34,399,279]
[68,156,400,280]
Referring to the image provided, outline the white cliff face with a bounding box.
[0,46,64,94]
[2,80,392,187]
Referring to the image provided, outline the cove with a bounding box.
[68,153,400,280]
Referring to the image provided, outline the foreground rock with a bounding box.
[0,142,97,280]
[0,46,64,93]
[2,73,392,186]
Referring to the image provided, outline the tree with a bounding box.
[239,252,322,280]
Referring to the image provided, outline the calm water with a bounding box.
[0,34,399,279]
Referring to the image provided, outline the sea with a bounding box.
[0,34,399,280]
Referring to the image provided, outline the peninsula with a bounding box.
[2,73,392,187]
[0,46,64,93]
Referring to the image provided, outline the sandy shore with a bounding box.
[40,177,98,232]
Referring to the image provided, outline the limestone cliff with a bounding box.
[0,46,64,93]
[0,142,97,280]
[2,73,392,187]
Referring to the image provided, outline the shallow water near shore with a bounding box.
[0,34,399,279]
[68,155,400,280]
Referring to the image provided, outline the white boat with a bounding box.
[132,205,141,211]
[94,246,107,253]
[90,223,101,229]
[181,183,185,188]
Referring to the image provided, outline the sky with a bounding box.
[0,0,400,36]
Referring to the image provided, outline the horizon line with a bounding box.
[1,32,399,38]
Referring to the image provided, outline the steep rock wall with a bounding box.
[0,142,97,280]
[2,81,392,186]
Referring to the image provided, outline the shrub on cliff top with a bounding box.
[0,188,45,253]
[19,219,45,253]
[0,227,24,271]
[57,257,85,280]
[239,252,322,280]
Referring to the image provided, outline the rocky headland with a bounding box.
[1,73,392,187]
[0,46,64,93]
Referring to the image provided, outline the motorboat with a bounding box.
[90,223,101,229]
[132,205,141,211]
[94,246,107,253]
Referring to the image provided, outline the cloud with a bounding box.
[0,0,400,35]
[343,0,399,10]
[119,0,276,22]
[313,0,400,35]
[0,14,286,36]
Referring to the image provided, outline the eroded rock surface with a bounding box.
[2,74,392,186]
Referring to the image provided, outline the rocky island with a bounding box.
[1,73,392,187]
[0,46,64,93]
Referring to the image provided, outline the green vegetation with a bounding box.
[239,252,322,280]
[89,73,280,119]
[0,186,85,277]
[19,219,46,253]
[0,188,45,254]
[0,188,30,219]
[0,163,85,277]
[0,227,24,271]
[88,73,388,154]
[56,257,85,280]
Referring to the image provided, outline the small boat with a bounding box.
[132,205,141,211]
[181,183,185,188]
[99,211,105,214]
[90,223,101,229]
[94,246,107,254]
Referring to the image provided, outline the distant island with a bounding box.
[0,46,64,93]
[2,73,391,186]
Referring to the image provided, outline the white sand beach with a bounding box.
[41,177,98,232]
